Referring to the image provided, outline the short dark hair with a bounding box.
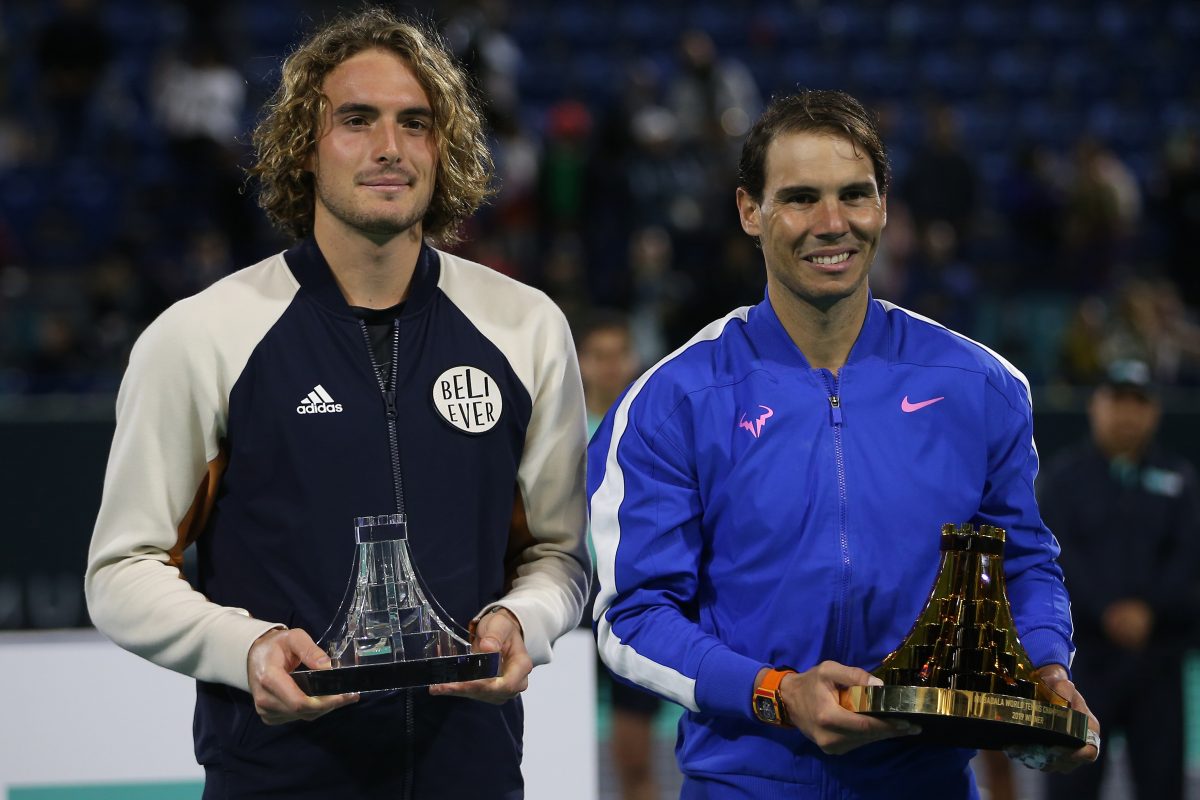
[573,308,631,352]
[737,89,890,201]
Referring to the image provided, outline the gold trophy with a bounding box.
[839,523,1088,750]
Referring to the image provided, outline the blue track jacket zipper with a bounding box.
[821,370,851,663]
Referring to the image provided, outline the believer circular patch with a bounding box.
[431,366,503,434]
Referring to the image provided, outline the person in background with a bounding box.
[577,309,675,800]
[1040,359,1200,800]
[84,10,589,799]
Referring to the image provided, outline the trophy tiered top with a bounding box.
[839,523,1088,750]
[292,514,499,695]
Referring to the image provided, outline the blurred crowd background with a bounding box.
[2,3,1199,796]
[1,0,1199,401]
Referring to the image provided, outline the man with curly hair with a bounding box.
[85,9,589,799]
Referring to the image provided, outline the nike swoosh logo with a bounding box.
[901,395,945,413]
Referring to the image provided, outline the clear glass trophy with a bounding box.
[291,514,500,695]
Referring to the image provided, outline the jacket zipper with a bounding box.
[821,371,851,664]
[359,318,412,800]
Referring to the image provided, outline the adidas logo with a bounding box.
[297,384,344,414]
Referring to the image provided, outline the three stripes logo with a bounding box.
[297,384,344,414]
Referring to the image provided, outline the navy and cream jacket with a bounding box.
[86,239,589,798]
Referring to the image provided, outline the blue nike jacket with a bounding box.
[588,294,1073,798]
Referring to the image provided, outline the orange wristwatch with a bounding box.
[752,667,796,726]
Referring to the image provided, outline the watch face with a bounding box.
[754,695,778,722]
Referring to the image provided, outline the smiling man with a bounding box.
[588,90,1098,798]
[85,10,589,800]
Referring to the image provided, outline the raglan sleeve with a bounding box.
[979,375,1074,671]
[84,305,282,691]
[492,301,591,666]
[589,384,766,719]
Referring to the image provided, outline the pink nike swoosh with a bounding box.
[901,395,945,413]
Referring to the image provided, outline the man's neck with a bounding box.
[313,216,424,309]
[770,286,868,374]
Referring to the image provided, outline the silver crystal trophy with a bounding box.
[291,513,500,695]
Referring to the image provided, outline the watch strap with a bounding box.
[752,667,796,726]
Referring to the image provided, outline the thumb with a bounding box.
[820,661,880,689]
[287,629,332,671]
[476,635,503,654]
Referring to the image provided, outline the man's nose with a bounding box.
[374,123,401,163]
[814,199,849,238]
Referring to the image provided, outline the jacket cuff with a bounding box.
[484,598,553,666]
[694,644,769,720]
[219,616,287,692]
[1022,627,1074,676]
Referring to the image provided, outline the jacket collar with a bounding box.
[753,288,890,370]
[283,236,441,319]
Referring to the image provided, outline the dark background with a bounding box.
[1,0,1198,629]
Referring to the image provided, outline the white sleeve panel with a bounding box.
[591,309,748,712]
[85,254,299,691]
[436,251,590,666]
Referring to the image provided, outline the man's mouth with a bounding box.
[360,172,414,189]
[805,251,854,266]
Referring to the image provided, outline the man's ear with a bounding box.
[880,193,888,228]
[736,187,761,237]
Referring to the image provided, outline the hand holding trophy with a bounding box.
[839,523,1096,759]
[292,514,500,695]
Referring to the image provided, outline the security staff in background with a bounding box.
[1041,358,1200,800]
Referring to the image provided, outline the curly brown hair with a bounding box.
[249,8,494,246]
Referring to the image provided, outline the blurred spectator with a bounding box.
[153,37,246,151]
[626,106,710,271]
[540,232,590,326]
[668,28,761,154]
[900,104,979,242]
[627,225,692,366]
[995,142,1065,289]
[1157,130,1200,308]
[152,35,256,264]
[1058,295,1109,387]
[1062,136,1141,292]
[1040,359,1200,800]
[483,109,540,274]
[577,309,639,438]
[898,219,977,334]
[1100,278,1200,387]
[579,59,662,308]
[445,0,521,125]
[33,0,112,154]
[538,99,593,238]
[575,309,674,800]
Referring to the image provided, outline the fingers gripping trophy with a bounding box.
[839,523,1097,765]
[292,514,499,695]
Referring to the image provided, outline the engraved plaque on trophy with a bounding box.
[291,514,499,695]
[839,523,1088,750]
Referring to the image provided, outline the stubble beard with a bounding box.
[315,174,430,239]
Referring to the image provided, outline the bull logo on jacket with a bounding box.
[432,366,502,434]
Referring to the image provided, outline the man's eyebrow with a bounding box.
[775,181,878,196]
[332,102,433,118]
[333,102,378,116]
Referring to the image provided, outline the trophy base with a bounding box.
[292,651,501,696]
[840,685,1088,750]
